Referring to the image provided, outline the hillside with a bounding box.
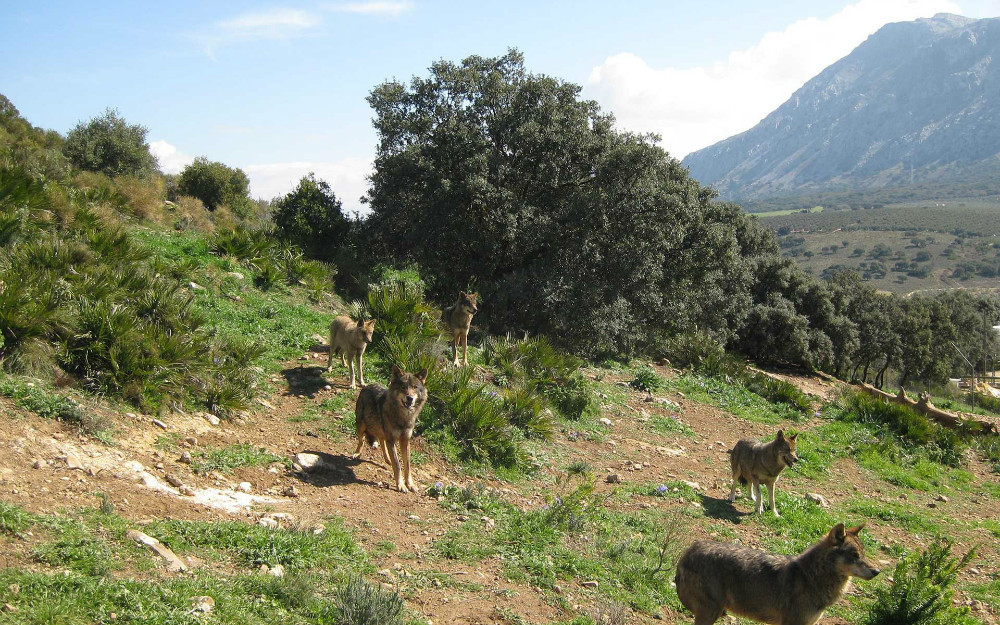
[2,224,1000,623]
[682,13,1000,202]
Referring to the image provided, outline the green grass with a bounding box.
[191,444,287,474]
[664,373,802,424]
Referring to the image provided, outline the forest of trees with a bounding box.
[2,49,998,397]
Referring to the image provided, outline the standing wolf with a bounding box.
[442,291,478,366]
[353,365,428,493]
[675,523,880,625]
[727,430,798,516]
[327,315,375,389]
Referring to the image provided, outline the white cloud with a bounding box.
[219,8,320,38]
[325,1,413,17]
[585,0,962,158]
[244,157,374,215]
[150,140,195,175]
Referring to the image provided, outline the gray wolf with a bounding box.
[353,365,428,492]
[442,291,478,366]
[727,429,798,516]
[675,523,880,625]
[327,315,375,389]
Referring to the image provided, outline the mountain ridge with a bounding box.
[682,13,1000,202]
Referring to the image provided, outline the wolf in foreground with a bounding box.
[727,430,799,516]
[442,291,478,366]
[353,365,428,493]
[327,315,375,389]
[675,523,880,625]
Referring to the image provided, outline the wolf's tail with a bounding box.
[366,433,376,447]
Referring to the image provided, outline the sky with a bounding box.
[3,0,999,213]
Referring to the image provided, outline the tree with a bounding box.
[177,157,250,213]
[63,108,157,178]
[272,173,350,260]
[363,50,763,356]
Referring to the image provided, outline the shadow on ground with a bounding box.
[699,493,751,523]
[291,449,379,488]
[281,364,336,399]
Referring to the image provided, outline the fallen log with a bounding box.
[856,383,997,435]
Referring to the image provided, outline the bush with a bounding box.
[177,157,251,213]
[325,576,405,625]
[629,365,663,394]
[272,173,351,260]
[860,540,977,625]
[661,330,726,370]
[63,109,157,178]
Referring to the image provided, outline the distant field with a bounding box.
[760,199,1000,237]
[751,206,824,218]
[756,200,1000,294]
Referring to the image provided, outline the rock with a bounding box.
[64,453,84,470]
[293,453,325,471]
[606,473,621,484]
[408,514,420,521]
[805,493,830,508]
[181,437,197,447]
[258,517,279,529]
[682,481,702,491]
[580,580,599,589]
[480,516,496,529]
[255,398,276,411]
[927,502,937,508]
[152,419,168,430]
[236,482,252,493]
[935,494,949,503]
[127,529,188,572]
[599,417,613,426]
[1,604,15,613]
[283,485,299,498]
[31,459,44,470]
[268,564,285,578]
[164,474,185,488]
[226,272,245,280]
[178,452,192,464]
[191,596,215,614]
[179,485,195,496]
[204,414,220,426]
[259,563,270,574]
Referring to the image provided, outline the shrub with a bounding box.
[325,576,405,625]
[63,108,157,178]
[661,330,726,370]
[860,540,977,625]
[630,365,663,394]
[272,173,350,261]
[177,157,251,213]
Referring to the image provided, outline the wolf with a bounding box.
[442,291,478,366]
[675,523,880,625]
[727,430,798,516]
[327,315,375,389]
[353,365,428,493]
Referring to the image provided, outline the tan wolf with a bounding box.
[353,365,428,493]
[442,291,478,366]
[727,430,798,516]
[327,315,375,389]
[675,523,880,625]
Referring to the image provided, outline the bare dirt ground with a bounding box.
[1,356,998,624]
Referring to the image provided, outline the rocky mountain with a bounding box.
[682,14,1000,201]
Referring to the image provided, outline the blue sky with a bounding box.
[3,0,999,212]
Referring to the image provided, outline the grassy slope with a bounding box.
[1,226,999,624]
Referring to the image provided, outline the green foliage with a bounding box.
[629,366,663,394]
[323,576,405,625]
[837,391,965,466]
[63,108,157,178]
[272,173,351,261]
[860,540,977,625]
[365,50,778,357]
[177,156,251,213]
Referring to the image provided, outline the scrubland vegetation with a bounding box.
[1,49,999,624]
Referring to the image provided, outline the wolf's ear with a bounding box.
[828,523,847,543]
[775,430,785,440]
[459,291,466,298]
[416,368,428,384]
[391,364,403,379]
[847,523,865,536]
[366,319,376,328]
[789,432,798,441]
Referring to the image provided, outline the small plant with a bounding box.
[629,365,663,394]
[327,575,405,625]
[860,539,977,625]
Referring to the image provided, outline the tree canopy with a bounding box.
[63,108,157,178]
[272,173,350,260]
[177,157,251,213]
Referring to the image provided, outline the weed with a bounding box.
[323,575,405,625]
[191,444,286,474]
[629,365,662,394]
